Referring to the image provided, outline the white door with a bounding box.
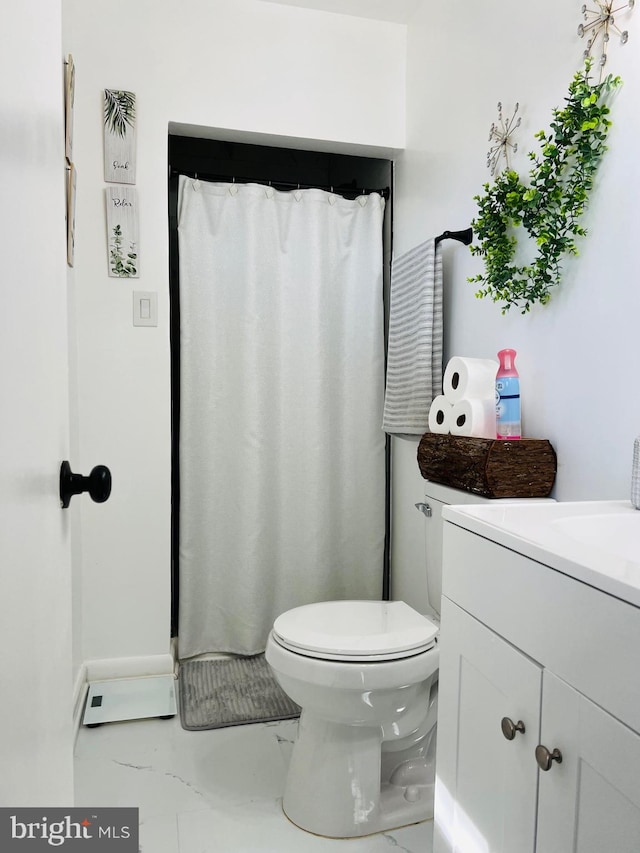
[0,0,74,804]
[435,598,542,853]
[536,671,640,853]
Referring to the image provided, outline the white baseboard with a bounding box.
[85,653,175,683]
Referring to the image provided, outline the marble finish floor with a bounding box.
[74,714,433,852]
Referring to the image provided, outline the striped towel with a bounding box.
[382,239,443,436]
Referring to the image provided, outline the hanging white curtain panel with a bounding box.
[177,177,386,657]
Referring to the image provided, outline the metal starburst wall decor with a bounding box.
[578,1,634,79]
[487,102,522,176]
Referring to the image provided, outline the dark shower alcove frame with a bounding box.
[168,134,394,638]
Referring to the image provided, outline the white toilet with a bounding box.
[266,482,547,838]
[265,599,440,838]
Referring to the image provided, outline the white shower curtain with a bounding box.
[177,176,386,658]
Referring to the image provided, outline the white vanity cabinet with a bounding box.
[414,482,538,618]
[436,597,541,852]
[419,483,496,618]
[536,670,640,852]
[434,509,640,853]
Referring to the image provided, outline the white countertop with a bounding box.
[442,500,640,608]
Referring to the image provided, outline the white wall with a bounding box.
[62,0,406,674]
[64,0,638,652]
[392,0,640,603]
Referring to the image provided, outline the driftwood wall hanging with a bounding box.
[64,55,76,267]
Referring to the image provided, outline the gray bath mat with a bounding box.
[178,654,300,731]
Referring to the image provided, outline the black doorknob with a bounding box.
[60,460,112,508]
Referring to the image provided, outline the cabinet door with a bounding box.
[536,671,640,853]
[435,598,542,853]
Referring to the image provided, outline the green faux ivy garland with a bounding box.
[469,61,621,314]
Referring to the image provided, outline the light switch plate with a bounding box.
[133,290,158,326]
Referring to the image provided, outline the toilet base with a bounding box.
[283,785,434,839]
[282,710,434,838]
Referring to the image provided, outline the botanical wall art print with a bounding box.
[103,88,137,184]
[106,186,139,278]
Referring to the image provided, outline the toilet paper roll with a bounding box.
[450,398,496,439]
[443,357,498,404]
[428,395,453,434]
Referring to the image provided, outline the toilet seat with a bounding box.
[272,600,438,661]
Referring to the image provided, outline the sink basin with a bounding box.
[442,500,640,607]
[553,513,640,565]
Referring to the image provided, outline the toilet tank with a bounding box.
[409,482,555,619]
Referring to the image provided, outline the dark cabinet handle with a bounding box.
[535,744,563,771]
[60,460,112,508]
[501,717,526,741]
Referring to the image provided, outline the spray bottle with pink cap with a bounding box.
[495,349,521,439]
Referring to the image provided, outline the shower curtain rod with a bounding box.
[173,168,390,199]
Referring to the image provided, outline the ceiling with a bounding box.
[255,0,422,25]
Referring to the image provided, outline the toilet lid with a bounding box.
[272,601,438,661]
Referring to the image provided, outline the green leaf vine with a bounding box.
[469,60,621,314]
[110,224,137,277]
[104,89,136,138]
